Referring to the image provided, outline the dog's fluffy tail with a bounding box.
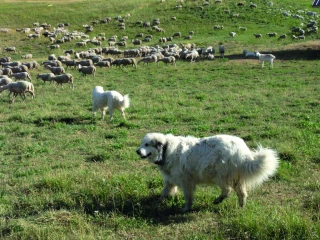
[121,94,130,109]
[242,145,279,189]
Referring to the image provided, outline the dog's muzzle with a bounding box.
[136,149,151,159]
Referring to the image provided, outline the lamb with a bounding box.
[92,86,130,121]
[255,51,276,68]
[138,55,158,65]
[45,65,66,75]
[49,74,74,89]
[0,81,34,103]
[36,73,55,84]
[11,72,32,81]
[78,65,96,77]
[157,56,176,66]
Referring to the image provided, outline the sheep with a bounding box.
[254,33,262,39]
[0,77,13,86]
[239,27,247,31]
[4,47,16,53]
[78,65,96,77]
[132,39,142,46]
[76,59,93,67]
[138,55,158,65]
[157,56,176,66]
[119,58,137,68]
[45,65,66,75]
[49,74,74,89]
[94,61,111,68]
[92,86,130,121]
[172,32,181,38]
[255,51,276,68]
[11,72,32,81]
[36,73,55,84]
[10,65,28,73]
[185,50,199,62]
[1,68,13,76]
[267,32,277,37]
[0,57,11,63]
[278,34,287,40]
[229,32,237,37]
[61,59,77,69]
[207,53,215,60]
[243,50,256,58]
[219,44,225,58]
[21,54,32,59]
[0,81,34,103]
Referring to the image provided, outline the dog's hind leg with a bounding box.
[214,184,232,205]
[234,183,247,207]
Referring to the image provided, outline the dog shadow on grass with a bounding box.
[80,193,196,225]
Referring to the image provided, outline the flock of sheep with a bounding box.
[0,1,318,107]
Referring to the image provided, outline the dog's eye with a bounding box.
[145,143,149,147]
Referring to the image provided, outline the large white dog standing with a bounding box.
[136,133,279,212]
[92,86,130,121]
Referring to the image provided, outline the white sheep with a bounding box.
[255,51,276,68]
[0,77,13,86]
[92,86,130,121]
[229,32,237,37]
[21,54,32,59]
[0,81,34,103]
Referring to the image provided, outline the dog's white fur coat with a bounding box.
[136,133,279,211]
[92,86,130,121]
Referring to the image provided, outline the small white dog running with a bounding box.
[136,133,279,212]
[92,86,130,121]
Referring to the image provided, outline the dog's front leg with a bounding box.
[160,180,177,199]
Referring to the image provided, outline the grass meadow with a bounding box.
[0,0,319,239]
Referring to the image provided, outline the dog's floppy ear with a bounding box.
[155,140,167,164]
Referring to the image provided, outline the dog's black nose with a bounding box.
[136,149,141,155]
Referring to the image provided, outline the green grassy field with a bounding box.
[0,0,319,239]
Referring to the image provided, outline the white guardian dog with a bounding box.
[92,86,130,121]
[136,133,279,212]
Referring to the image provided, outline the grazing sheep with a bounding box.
[255,51,276,68]
[0,81,34,103]
[1,68,13,76]
[267,32,277,37]
[94,61,111,68]
[61,60,77,69]
[78,65,96,77]
[12,72,32,81]
[172,32,181,38]
[4,47,16,53]
[132,39,142,46]
[138,55,158,65]
[21,54,32,59]
[76,59,93,67]
[92,86,130,121]
[45,65,66,75]
[219,44,225,58]
[0,57,11,63]
[0,77,13,86]
[185,50,199,62]
[157,56,176,66]
[229,32,237,37]
[36,73,55,84]
[278,34,287,40]
[49,74,74,89]
[254,33,262,39]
